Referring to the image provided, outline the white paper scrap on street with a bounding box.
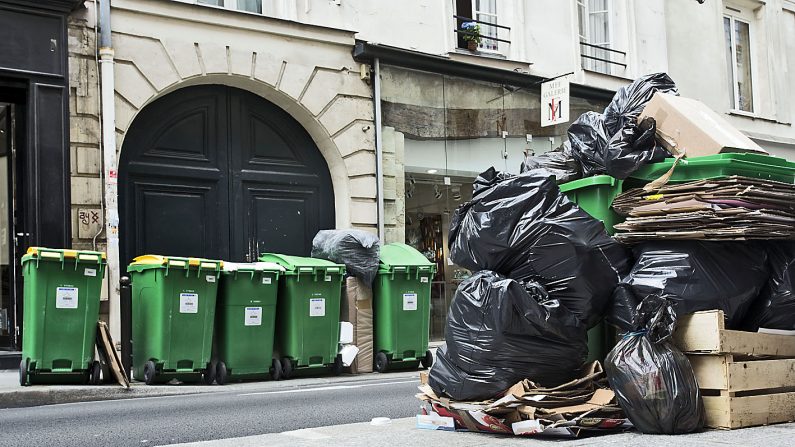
[541,78,570,127]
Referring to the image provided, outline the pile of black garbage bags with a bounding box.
[428,72,795,435]
[522,72,677,182]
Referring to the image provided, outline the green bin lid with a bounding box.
[258,253,345,275]
[127,255,223,272]
[221,261,285,274]
[22,247,106,264]
[378,243,436,272]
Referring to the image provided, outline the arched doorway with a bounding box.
[119,85,335,264]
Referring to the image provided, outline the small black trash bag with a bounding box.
[519,142,582,184]
[607,241,768,332]
[311,229,380,284]
[743,242,795,332]
[605,295,705,435]
[567,72,678,179]
[427,271,588,401]
[449,168,630,328]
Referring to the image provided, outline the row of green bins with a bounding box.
[128,255,222,385]
[628,153,795,186]
[259,253,345,378]
[215,261,283,384]
[373,243,436,372]
[20,248,106,386]
[559,177,623,363]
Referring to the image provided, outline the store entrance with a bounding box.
[403,172,474,341]
[0,102,19,351]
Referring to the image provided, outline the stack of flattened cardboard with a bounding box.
[341,277,373,373]
[613,176,795,242]
[416,362,629,438]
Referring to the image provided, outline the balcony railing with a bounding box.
[453,15,511,52]
[579,41,627,74]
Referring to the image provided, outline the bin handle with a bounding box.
[298,266,314,282]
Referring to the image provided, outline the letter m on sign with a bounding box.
[548,98,563,122]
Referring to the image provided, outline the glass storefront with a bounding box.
[380,65,609,340]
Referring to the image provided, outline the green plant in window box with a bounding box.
[461,22,482,51]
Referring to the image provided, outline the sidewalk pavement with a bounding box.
[0,368,422,409]
[163,416,795,447]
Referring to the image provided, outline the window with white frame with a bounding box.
[577,0,620,74]
[724,13,754,113]
[473,0,498,51]
[196,0,262,14]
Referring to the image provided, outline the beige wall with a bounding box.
[67,0,386,253]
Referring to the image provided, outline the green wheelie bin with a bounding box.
[128,255,222,385]
[20,247,106,386]
[258,254,344,378]
[215,261,284,384]
[372,243,436,372]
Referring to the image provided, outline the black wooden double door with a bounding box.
[120,85,335,264]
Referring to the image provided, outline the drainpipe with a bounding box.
[98,0,122,344]
[373,58,385,242]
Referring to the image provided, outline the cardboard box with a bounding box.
[638,92,767,158]
[341,277,373,374]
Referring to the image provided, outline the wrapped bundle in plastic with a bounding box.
[743,242,795,332]
[311,229,380,284]
[519,142,582,184]
[428,271,588,401]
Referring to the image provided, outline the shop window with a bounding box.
[196,0,262,13]
[577,0,626,75]
[724,13,754,113]
[454,0,509,53]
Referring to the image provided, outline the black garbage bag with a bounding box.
[519,142,582,184]
[311,229,380,284]
[567,72,678,178]
[427,271,588,401]
[603,117,671,179]
[607,241,768,332]
[743,242,795,332]
[606,295,705,434]
[449,168,630,327]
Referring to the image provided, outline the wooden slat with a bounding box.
[703,393,795,429]
[690,355,795,392]
[97,322,130,388]
[675,310,795,357]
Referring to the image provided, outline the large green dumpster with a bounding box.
[258,253,344,378]
[373,243,436,372]
[215,262,284,384]
[128,255,222,385]
[20,247,106,386]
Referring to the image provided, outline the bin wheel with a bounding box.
[19,359,28,387]
[270,358,282,381]
[202,362,216,385]
[420,350,434,370]
[89,361,102,385]
[143,360,157,385]
[280,358,293,380]
[331,354,344,376]
[216,361,228,386]
[375,352,390,373]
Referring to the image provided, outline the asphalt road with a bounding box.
[0,377,420,447]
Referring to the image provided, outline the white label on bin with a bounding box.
[403,293,418,311]
[84,268,97,277]
[310,298,326,317]
[206,275,216,283]
[262,277,272,285]
[245,307,263,326]
[179,293,198,313]
[324,275,332,282]
[56,287,79,309]
[420,277,429,283]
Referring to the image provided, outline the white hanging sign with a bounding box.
[541,78,570,127]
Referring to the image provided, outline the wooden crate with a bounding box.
[675,310,795,429]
